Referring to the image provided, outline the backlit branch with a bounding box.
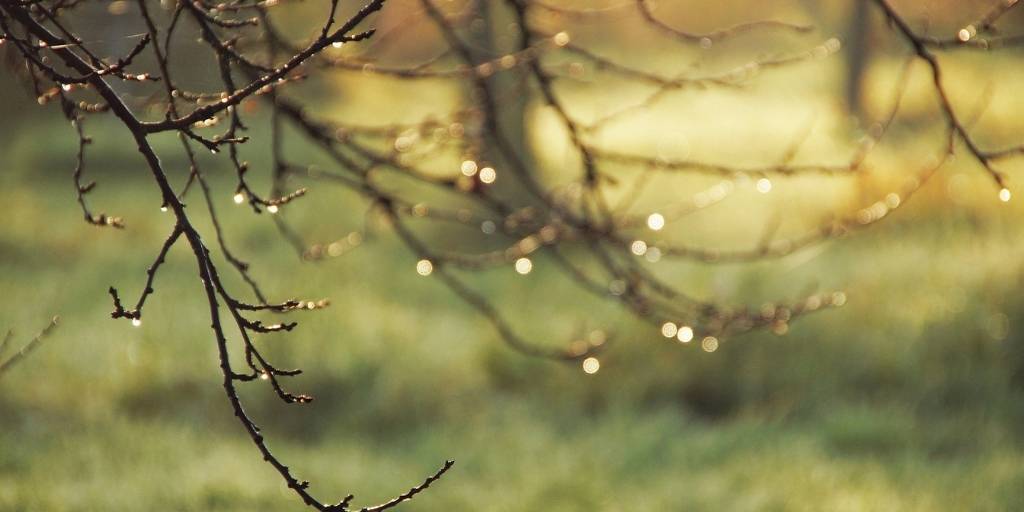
[2,0,1020,507]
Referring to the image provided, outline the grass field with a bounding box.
[3,9,1024,510]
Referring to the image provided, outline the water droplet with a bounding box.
[582,356,600,374]
[701,336,718,352]
[416,259,434,276]
[644,247,662,262]
[131,318,142,327]
[677,326,694,343]
[646,213,665,231]
[661,322,677,338]
[630,240,648,256]
[479,167,497,184]
[608,279,626,296]
[514,257,533,275]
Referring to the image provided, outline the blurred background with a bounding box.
[2,0,1024,510]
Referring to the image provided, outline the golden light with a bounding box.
[131,318,142,327]
[233,192,245,204]
[646,213,665,231]
[999,188,1011,202]
[267,205,279,214]
[630,240,648,256]
[416,259,434,276]
[394,136,414,152]
[677,326,694,343]
[701,336,719,352]
[661,322,678,338]
[582,356,600,374]
[608,279,626,296]
[514,257,533,275]
[831,291,847,306]
[107,0,128,15]
[479,167,497,184]
[460,160,478,176]
[160,206,168,213]
[645,247,662,263]
[957,28,972,42]
[756,178,772,194]
[772,321,789,335]
[259,372,270,381]
[327,242,344,257]
[553,31,570,47]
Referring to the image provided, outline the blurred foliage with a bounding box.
[2,0,1024,510]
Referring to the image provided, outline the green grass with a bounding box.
[3,33,1024,511]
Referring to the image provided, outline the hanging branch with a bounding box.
[0,1,450,510]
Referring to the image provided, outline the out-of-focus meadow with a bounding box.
[2,1,1024,510]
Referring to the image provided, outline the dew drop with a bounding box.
[630,240,648,256]
[514,257,533,275]
[646,213,665,231]
[677,326,694,343]
[479,167,497,184]
[661,322,677,338]
[416,259,434,276]
[701,336,719,352]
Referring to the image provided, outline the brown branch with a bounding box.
[0,317,59,376]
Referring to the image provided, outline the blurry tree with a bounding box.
[799,0,873,117]
[0,0,1021,509]
[843,0,871,116]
